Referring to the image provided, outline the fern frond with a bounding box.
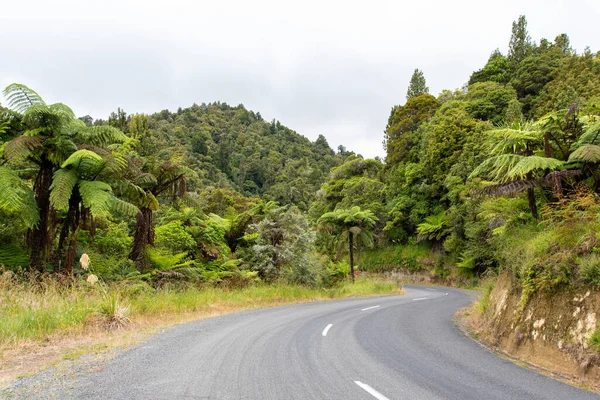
[2,135,45,164]
[109,197,140,218]
[488,126,543,155]
[79,180,113,216]
[79,126,128,146]
[49,168,79,210]
[468,154,522,181]
[3,84,45,113]
[0,166,39,226]
[545,170,582,193]
[506,156,563,180]
[61,149,104,174]
[103,152,127,175]
[46,137,78,166]
[573,121,600,148]
[134,173,158,188]
[568,144,600,164]
[478,180,537,198]
[22,104,74,129]
[48,103,76,120]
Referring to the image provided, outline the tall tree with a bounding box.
[507,15,533,72]
[384,94,439,165]
[406,69,429,100]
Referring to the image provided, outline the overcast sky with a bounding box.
[2,0,599,158]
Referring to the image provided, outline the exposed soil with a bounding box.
[458,272,600,393]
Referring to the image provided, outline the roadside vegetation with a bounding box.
[0,272,398,348]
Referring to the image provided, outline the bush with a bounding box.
[93,221,132,256]
[248,206,315,282]
[155,221,196,252]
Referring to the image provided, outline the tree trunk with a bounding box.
[527,187,538,219]
[348,231,355,283]
[130,207,153,272]
[56,191,82,275]
[29,160,54,273]
[544,134,552,158]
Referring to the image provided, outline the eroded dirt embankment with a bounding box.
[465,272,600,391]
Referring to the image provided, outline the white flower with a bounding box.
[86,274,98,285]
[80,253,90,270]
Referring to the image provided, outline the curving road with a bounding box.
[62,285,597,399]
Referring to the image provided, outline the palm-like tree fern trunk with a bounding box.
[56,190,82,274]
[131,207,154,271]
[29,159,54,272]
[348,231,355,283]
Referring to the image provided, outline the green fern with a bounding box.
[2,84,45,113]
[61,149,104,172]
[568,144,600,164]
[0,166,39,226]
[416,213,449,241]
[109,197,139,218]
[79,126,128,146]
[2,135,45,164]
[469,154,522,181]
[506,156,564,180]
[49,169,79,210]
[79,180,113,216]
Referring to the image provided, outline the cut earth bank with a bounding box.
[460,271,600,393]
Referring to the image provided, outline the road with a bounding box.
[62,285,598,399]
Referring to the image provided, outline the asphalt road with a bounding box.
[62,285,598,399]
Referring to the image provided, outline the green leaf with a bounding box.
[506,156,563,180]
[50,168,78,210]
[3,84,45,113]
[61,149,104,173]
[0,166,39,227]
[79,180,113,216]
[2,135,45,164]
[569,144,600,164]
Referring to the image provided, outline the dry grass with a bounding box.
[0,271,402,387]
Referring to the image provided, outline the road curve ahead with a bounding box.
[64,285,598,400]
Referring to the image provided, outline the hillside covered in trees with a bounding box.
[1,15,600,307]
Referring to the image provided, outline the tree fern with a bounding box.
[2,84,45,113]
[469,154,522,182]
[573,121,600,148]
[487,125,543,154]
[417,213,449,241]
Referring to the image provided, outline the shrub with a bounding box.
[93,221,132,256]
[248,206,315,282]
[155,221,196,252]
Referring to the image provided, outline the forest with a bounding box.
[1,15,600,314]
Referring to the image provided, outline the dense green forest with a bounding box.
[1,15,600,302]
